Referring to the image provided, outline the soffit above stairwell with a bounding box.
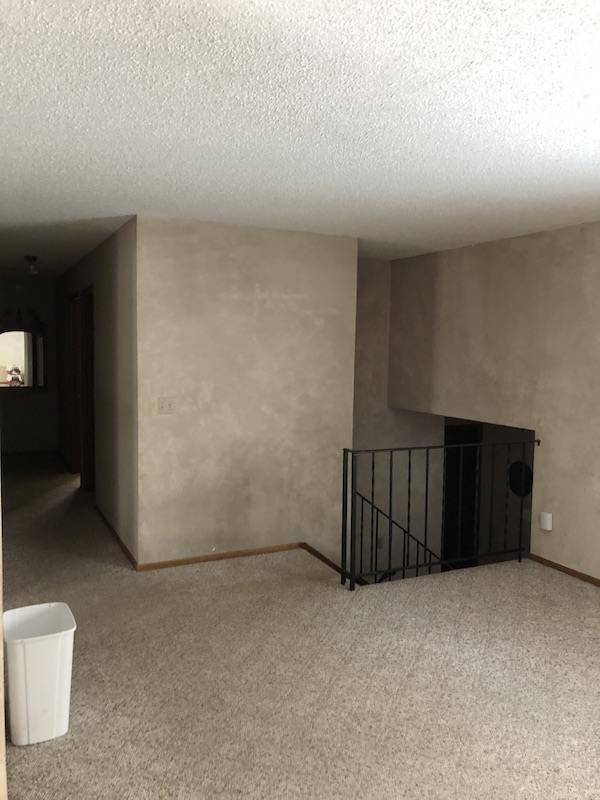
[0,0,599,274]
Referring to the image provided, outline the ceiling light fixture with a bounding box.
[25,255,39,276]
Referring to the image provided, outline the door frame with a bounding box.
[79,287,95,491]
[66,287,95,491]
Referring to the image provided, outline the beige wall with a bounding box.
[0,276,58,452]
[389,220,600,579]
[58,219,138,558]
[353,260,445,569]
[136,218,357,564]
[353,259,445,451]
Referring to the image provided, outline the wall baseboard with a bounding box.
[91,518,347,582]
[95,505,137,570]
[298,543,368,585]
[298,542,341,574]
[136,542,305,572]
[528,554,600,587]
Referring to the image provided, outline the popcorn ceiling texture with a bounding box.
[1,0,599,270]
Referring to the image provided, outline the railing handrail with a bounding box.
[345,438,541,456]
[355,490,445,565]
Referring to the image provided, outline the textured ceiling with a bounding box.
[1,0,599,274]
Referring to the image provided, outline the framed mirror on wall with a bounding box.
[0,310,46,388]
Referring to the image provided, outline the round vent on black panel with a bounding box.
[508,461,533,498]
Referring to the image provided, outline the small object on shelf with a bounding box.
[6,365,24,387]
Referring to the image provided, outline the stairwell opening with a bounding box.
[341,417,538,589]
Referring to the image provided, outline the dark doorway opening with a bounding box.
[442,421,482,570]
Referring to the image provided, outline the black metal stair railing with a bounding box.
[356,492,451,582]
[341,438,540,591]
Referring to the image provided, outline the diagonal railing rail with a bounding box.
[356,493,453,582]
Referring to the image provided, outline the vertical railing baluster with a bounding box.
[371,453,375,552]
[473,443,481,564]
[441,446,447,565]
[388,450,393,582]
[488,444,495,555]
[529,441,539,558]
[406,450,412,577]
[416,541,420,577]
[518,442,526,562]
[375,511,379,577]
[503,443,511,554]
[370,453,375,575]
[350,453,357,591]
[341,449,348,585]
[407,449,412,536]
[374,516,379,583]
[457,446,464,564]
[424,448,430,555]
[367,494,375,572]
[360,497,364,576]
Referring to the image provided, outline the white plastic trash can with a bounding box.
[3,602,77,746]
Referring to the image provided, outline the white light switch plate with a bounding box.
[157,397,175,415]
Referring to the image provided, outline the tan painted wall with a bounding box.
[353,260,445,570]
[58,219,138,558]
[388,220,600,579]
[136,218,357,564]
[353,259,445,451]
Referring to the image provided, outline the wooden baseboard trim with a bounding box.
[136,542,303,572]
[94,525,355,584]
[95,505,138,570]
[299,542,368,586]
[299,543,340,574]
[528,554,600,587]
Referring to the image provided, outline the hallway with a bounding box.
[3,454,129,608]
[2,455,600,799]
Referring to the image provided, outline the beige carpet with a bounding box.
[2,453,600,799]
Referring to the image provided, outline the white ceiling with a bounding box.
[1,0,599,274]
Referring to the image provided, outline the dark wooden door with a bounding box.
[79,287,95,491]
[67,294,81,473]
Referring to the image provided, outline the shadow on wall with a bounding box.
[387,252,439,412]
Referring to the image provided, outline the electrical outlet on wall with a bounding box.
[157,397,175,415]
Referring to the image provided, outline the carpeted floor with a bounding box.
[2,453,600,799]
